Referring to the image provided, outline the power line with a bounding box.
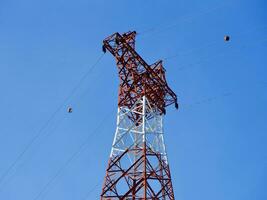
[162,35,267,64]
[137,1,233,37]
[183,80,267,111]
[0,53,105,189]
[80,83,267,200]
[32,111,113,200]
[0,114,70,191]
[1,15,266,197]
[33,35,267,200]
[82,180,102,200]
[4,33,264,192]
[162,40,218,61]
[137,2,267,40]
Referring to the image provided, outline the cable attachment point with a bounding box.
[175,102,179,110]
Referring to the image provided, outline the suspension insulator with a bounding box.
[175,102,179,109]
[102,45,106,53]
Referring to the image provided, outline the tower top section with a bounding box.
[103,31,178,115]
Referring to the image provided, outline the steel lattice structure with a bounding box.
[101,31,178,200]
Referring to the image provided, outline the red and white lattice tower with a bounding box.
[101,31,178,200]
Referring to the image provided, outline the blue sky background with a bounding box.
[0,0,266,199]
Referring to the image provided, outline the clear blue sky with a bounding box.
[0,0,266,199]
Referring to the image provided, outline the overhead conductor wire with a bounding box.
[33,110,113,200]
[137,1,234,37]
[32,25,267,200]
[0,53,105,190]
[2,6,266,196]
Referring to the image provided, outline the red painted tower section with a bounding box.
[101,31,178,200]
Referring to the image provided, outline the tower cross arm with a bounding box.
[102,31,179,113]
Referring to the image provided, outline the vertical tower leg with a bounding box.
[101,97,175,199]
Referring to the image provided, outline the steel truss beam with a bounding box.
[101,97,175,200]
[101,31,177,200]
[102,31,178,120]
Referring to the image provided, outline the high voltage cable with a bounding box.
[33,20,267,200]
[4,33,265,191]
[36,39,267,198]
[33,111,113,200]
[0,114,69,191]
[175,41,266,68]
[184,80,267,110]
[132,19,267,69]
[164,23,267,60]
[0,66,107,190]
[23,36,267,200]
[137,1,233,37]
[82,180,102,200]
[1,16,266,197]
[1,30,265,191]
[162,40,218,61]
[79,83,267,200]
[136,4,267,50]
[81,83,267,200]
[162,33,267,63]
[0,53,105,189]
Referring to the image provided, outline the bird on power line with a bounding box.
[67,107,73,113]
[224,35,230,41]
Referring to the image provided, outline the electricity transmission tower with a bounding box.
[101,31,178,200]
